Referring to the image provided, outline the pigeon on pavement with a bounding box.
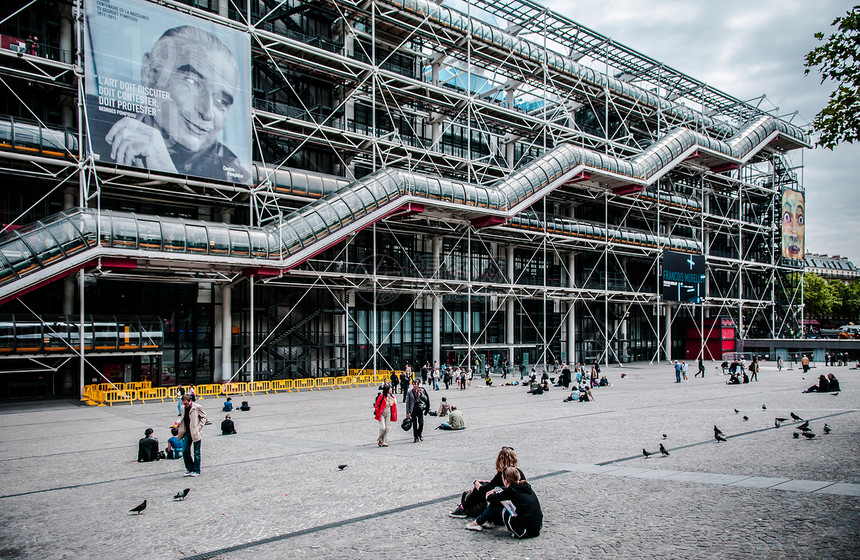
[338,464,348,470]
[642,448,651,458]
[659,444,669,456]
[174,489,190,501]
[130,500,147,515]
[790,412,803,421]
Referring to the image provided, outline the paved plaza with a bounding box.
[0,361,858,559]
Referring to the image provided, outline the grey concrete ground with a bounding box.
[0,361,858,559]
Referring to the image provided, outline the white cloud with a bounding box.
[539,0,860,263]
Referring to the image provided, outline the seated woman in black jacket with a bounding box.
[449,447,524,518]
[465,466,543,538]
[804,374,830,393]
[137,428,160,462]
[827,373,840,392]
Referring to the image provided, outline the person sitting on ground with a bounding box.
[439,405,466,430]
[464,466,542,538]
[564,386,581,402]
[221,414,237,435]
[437,397,452,417]
[166,426,183,459]
[579,382,594,402]
[223,396,233,412]
[485,373,493,387]
[449,446,525,518]
[828,373,841,392]
[137,428,160,462]
[598,375,611,387]
[804,374,830,393]
[727,371,741,384]
[239,401,251,411]
[528,380,544,395]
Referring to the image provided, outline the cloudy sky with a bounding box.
[536,0,860,264]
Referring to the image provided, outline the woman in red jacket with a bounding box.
[374,384,398,447]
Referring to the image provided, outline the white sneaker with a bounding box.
[184,471,193,477]
[189,472,199,477]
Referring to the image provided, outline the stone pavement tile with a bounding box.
[770,479,836,492]
[814,482,860,497]
[629,468,682,479]
[601,466,652,477]
[694,472,750,485]
[728,476,791,489]
[662,471,713,483]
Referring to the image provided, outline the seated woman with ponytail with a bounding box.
[464,466,543,538]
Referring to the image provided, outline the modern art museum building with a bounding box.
[0,0,809,398]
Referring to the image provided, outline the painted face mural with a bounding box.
[781,189,805,260]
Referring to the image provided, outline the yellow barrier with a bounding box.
[127,381,152,391]
[271,379,294,393]
[354,374,374,387]
[104,389,135,406]
[194,384,221,399]
[314,377,339,390]
[293,378,315,391]
[220,382,247,396]
[335,376,353,388]
[81,369,407,405]
[137,387,170,403]
[248,381,271,394]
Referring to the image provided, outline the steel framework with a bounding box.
[0,0,808,396]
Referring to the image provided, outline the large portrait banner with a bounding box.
[84,0,252,184]
[781,188,805,260]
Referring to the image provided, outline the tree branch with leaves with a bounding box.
[804,6,860,149]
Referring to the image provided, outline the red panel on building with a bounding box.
[685,318,736,361]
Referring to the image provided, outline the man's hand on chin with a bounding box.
[106,117,177,173]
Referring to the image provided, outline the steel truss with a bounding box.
[0,0,807,393]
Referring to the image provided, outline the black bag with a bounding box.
[401,417,413,431]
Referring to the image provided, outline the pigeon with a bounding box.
[715,433,727,443]
[338,464,348,470]
[823,423,832,434]
[802,432,816,439]
[775,417,788,422]
[790,412,803,421]
[792,432,800,439]
[734,408,740,414]
[743,416,749,421]
[762,404,767,410]
[174,488,190,501]
[129,500,147,515]
[797,421,809,430]
[659,444,669,456]
[642,448,651,458]
[798,425,812,433]
[774,419,781,428]
[714,425,724,436]
[662,434,667,439]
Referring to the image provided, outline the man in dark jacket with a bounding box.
[405,379,430,442]
[137,428,160,462]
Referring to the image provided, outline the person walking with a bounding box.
[176,384,185,416]
[177,394,206,476]
[681,361,688,382]
[777,355,783,371]
[749,357,759,381]
[390,371,399,394]
[373,385,397,447]
[405,379,430,443]
[695,358,705,378]
[673,360,681,383]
